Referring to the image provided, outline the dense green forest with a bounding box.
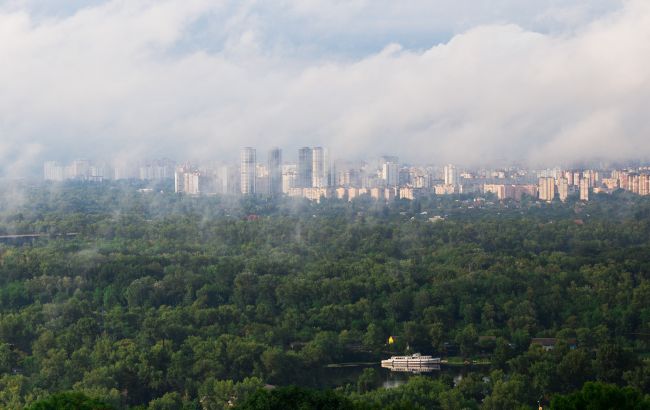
[0,180,649,409]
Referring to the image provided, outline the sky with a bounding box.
[1,0,648,175]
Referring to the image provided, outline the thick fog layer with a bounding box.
[1,0,646,175]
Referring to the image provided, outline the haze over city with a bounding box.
[4,1,650,409]
[2,0,650,178]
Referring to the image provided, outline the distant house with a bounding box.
[530,338,577,351]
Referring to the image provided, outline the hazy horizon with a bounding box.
[2,0,649,177]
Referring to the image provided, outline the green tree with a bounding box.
[550,382,650,410]
[26,392,115,410]
[237,386,357,410]
[356,368,380,394]
[199,377,264,410]
[482,373,529,410]
[148,392,183,410]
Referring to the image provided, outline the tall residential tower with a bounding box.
[298,147,313,188]
[538,177,555,202]
[444,164,458,186]
[311,147,330,188]
[268,148,282,195]
[240,147,256,195]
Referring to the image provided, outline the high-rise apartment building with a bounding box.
[584,170,599,186]
[619,171,631,191]
[640,174,650,196]
[218,165,240,194]
[268,148,282,195]
[298,147,313,188]
[579,177,590,201]
[139,159,175,181]
[382,162,399,187]
[538,177,555,202]
[312,147,328,188]
[564,170,574,186]
[573,172,581,186]
[557,177,569,202]
[484,184,538,201]
[175,165,203,195]
[336,165,362,188]
[626,174,637,193]
[282,164,297,194]
[484,184,507,200]
[444,164,458,186]
[240,147,256,195]
[174,165,186,193]
[44,160,101,181]
[255,164,269,195]
[44,161,64,181]
[70,160,90,179]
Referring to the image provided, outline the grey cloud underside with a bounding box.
[0,0,646,176]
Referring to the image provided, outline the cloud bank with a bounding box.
[0,0,647,175]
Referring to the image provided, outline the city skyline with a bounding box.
[40,145,650,178]
[42,146,650,204]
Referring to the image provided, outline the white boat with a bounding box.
[381,353,441,367]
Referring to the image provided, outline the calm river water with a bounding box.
[312,363,480,390]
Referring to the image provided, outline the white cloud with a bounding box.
[0,0,647,173]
